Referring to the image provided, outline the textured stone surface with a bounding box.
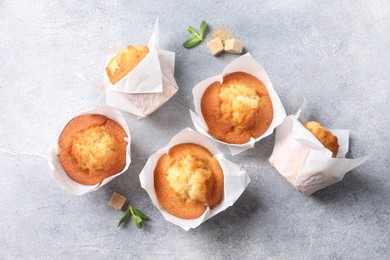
[1,0,389,259]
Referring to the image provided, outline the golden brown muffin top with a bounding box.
[219,83,262,126]
[166,154,213,203]
[71,125,115,171]
[304,121,339,157]
[58,114,127,185]
[154,143,224,219]
[201,72,273,144]
[106,45,149,85]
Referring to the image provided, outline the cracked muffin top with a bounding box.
[304,121,339,157]
[58,114,127,185]
[154,143,224,219]
[106,45,149,85]
[201,72,273,144]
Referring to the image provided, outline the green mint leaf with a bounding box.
[132,207,150,221]
[183,37,201,48]
[132,215,143,229]
[129,206,135,215]
[199,21,207,41]
[135,221,142,229]
[188,26,200,38]
[117,208,131,227]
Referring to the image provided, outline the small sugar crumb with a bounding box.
[108,192,127,210]
[207,38,224,56]
[224,39,243,54]
[212,26,235,44]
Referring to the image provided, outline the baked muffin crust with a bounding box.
[201,72,273,144]
[303,121,339,157]
[106,45,149,85]
[58,114,127,185]
[154,143,224,219]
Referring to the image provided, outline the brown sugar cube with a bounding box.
[224,39,243,54]
[108,192,127,210]
[207,38,224,56]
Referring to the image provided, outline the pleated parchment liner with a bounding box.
[190,53,286,155]
[269,99,370,196]
[78,18,179,119]
[48,106,131,195]
[139,128,250,231]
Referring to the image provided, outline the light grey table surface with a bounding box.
[1,0,389,259]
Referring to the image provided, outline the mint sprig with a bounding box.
[183,37,201,48]
[188,26,200,38]
[118,205,149,229]
[183,20,208,48]
[199,21,207,40]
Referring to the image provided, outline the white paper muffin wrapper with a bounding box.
[48,106,131,195]
[139,128,250,231]
[78,17,179,118]
[269,98,370,196]
[190,53,286,155]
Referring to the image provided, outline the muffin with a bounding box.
[58,114,127,185]
[154,143,224,219]
[201,72,273,144]
[106,45,149,85]
[303,121,339,157]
